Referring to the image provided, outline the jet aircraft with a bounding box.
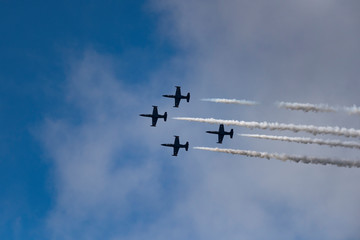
[139,106,167,127]
[206,124,234,144]
[161,136,189,156]
[162,86,190,107]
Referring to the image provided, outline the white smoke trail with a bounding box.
[276,102,336,112]
[239,133,360,149]
[173,117,360,138]
[277,101,360,115]
[344,105,360,115]
[201,98,258,105]
[201,98,360,115]
[194,147,360,168]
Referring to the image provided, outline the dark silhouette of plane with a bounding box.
[161,136,189,156]
[206,124,234,144]
[163,86,190,107]
[139,106,167,127]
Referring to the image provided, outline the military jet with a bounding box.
[139,106,167,127]
[206,124,234,144]
[162,86,190,107]
[161,136,189,156]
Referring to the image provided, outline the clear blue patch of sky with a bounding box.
[0,0,175,239]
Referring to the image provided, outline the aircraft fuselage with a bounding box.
[139,106,167,127]
[206,124,234,143]
[161,136,189,156]
[162,86,190,107]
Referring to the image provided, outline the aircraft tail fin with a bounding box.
[185,142,189,151]
[164,112,167,122]
[230,129,234,138]
[186,93,190,102]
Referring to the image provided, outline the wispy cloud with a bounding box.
[37,0,360,238]
[155,0,360,239]
[40,51,162,239]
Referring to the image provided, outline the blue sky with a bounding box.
[1,1,360,239]
[0,1,170,239]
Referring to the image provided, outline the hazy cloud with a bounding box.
[40,1,360,239]
[41,51,165,239]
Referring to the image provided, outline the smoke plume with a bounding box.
[194,147,360,168]
[276,102,336,112]
[201,98,258,105]
[277,101,360,115]
[344,105,360,115]
[174,117,360,138]
[239,133,360,149]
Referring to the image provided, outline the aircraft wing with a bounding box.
[219,124,224,132]
[161,143,173,147]
[174,97,181,107]
[152,106,158,115]
[174,136,180,145]
[173,146,179,156]
[152,116,158,126]
[218,134,224,144]
[139,114,151,117]
[175,87,181,96]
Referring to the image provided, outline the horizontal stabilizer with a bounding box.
[186,93,190,102]
[230,129,234,138]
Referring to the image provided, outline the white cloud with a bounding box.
[149,0,360,239]
[41,1,360,239]
[40,51,165,239]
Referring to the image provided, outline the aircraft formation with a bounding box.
[139,86,234,156]
[140,90,360,168]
